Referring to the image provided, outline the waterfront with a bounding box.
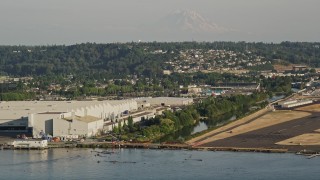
[0,148,320,180]
[160,113,236,142]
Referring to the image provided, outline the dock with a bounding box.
[74,142,290,153]
[193,146,288,153]
[14,139,48,149]
[76,142,192,150]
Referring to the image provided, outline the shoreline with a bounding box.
[187,107,272,145]
[2,141,316,155]
[187,93,297,146]
[3,94,320,155]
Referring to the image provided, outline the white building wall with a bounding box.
[24,100,138,137]
[284,100,313,108]
[279,100,298,106]
[52,118,103,137]
[136,97,193,106]
[104,112,155,131]
[132,113,155,123]
[53,118,70,137]
[28,114,34,127]
[87,120,104,137]
[69,120,89,137]
[69,101,137,121]
[32,114,59,137]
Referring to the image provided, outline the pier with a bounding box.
[193,146,288,153]
[73,142,290,153]
[76,142,193,150]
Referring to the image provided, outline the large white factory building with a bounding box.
[0,97,193,138]
[0,100,138,138]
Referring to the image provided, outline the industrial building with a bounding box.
[0,100,138,138]
[104,110,156,131]
[136,97,193,107]
[278,99,314,108]
[0,97,191,138]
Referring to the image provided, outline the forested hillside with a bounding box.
[0,42,319,79]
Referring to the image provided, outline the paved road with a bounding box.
[200,110,320,152]
[194,110,271,143]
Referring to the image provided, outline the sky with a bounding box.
[1,0,319,45]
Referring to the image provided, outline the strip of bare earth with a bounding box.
[187,107,274,145]
[187,103,320,153]
[187,93,303,146]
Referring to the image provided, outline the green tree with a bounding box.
[128,116,134,132]
[160,118,174,134]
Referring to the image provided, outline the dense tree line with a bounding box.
[0,92,35,101]
[111,105,200,141]
[197,92,268,119]
[261,76,293,95]
[112,92,268,142]
[1,68,300,101]
[0,72,297,100]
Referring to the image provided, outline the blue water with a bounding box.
[192,116,237,135]
[0,149,319,180]
[191,121,208,134]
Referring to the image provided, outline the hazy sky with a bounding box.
[1,0,319,45]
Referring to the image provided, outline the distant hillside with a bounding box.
[0,42,319,79]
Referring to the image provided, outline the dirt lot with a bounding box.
[276,133,320,146]
[273,64,294,72]
[187,107,273,145]
[190,104,320,152]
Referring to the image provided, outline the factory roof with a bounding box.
[0,100,136,120]
[63,115,101,123]
[135,97,193,105]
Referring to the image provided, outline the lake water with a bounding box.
[160,113,237,142]
[191,121,208,134]
[1,148,319,180]
[192,115,237,135]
